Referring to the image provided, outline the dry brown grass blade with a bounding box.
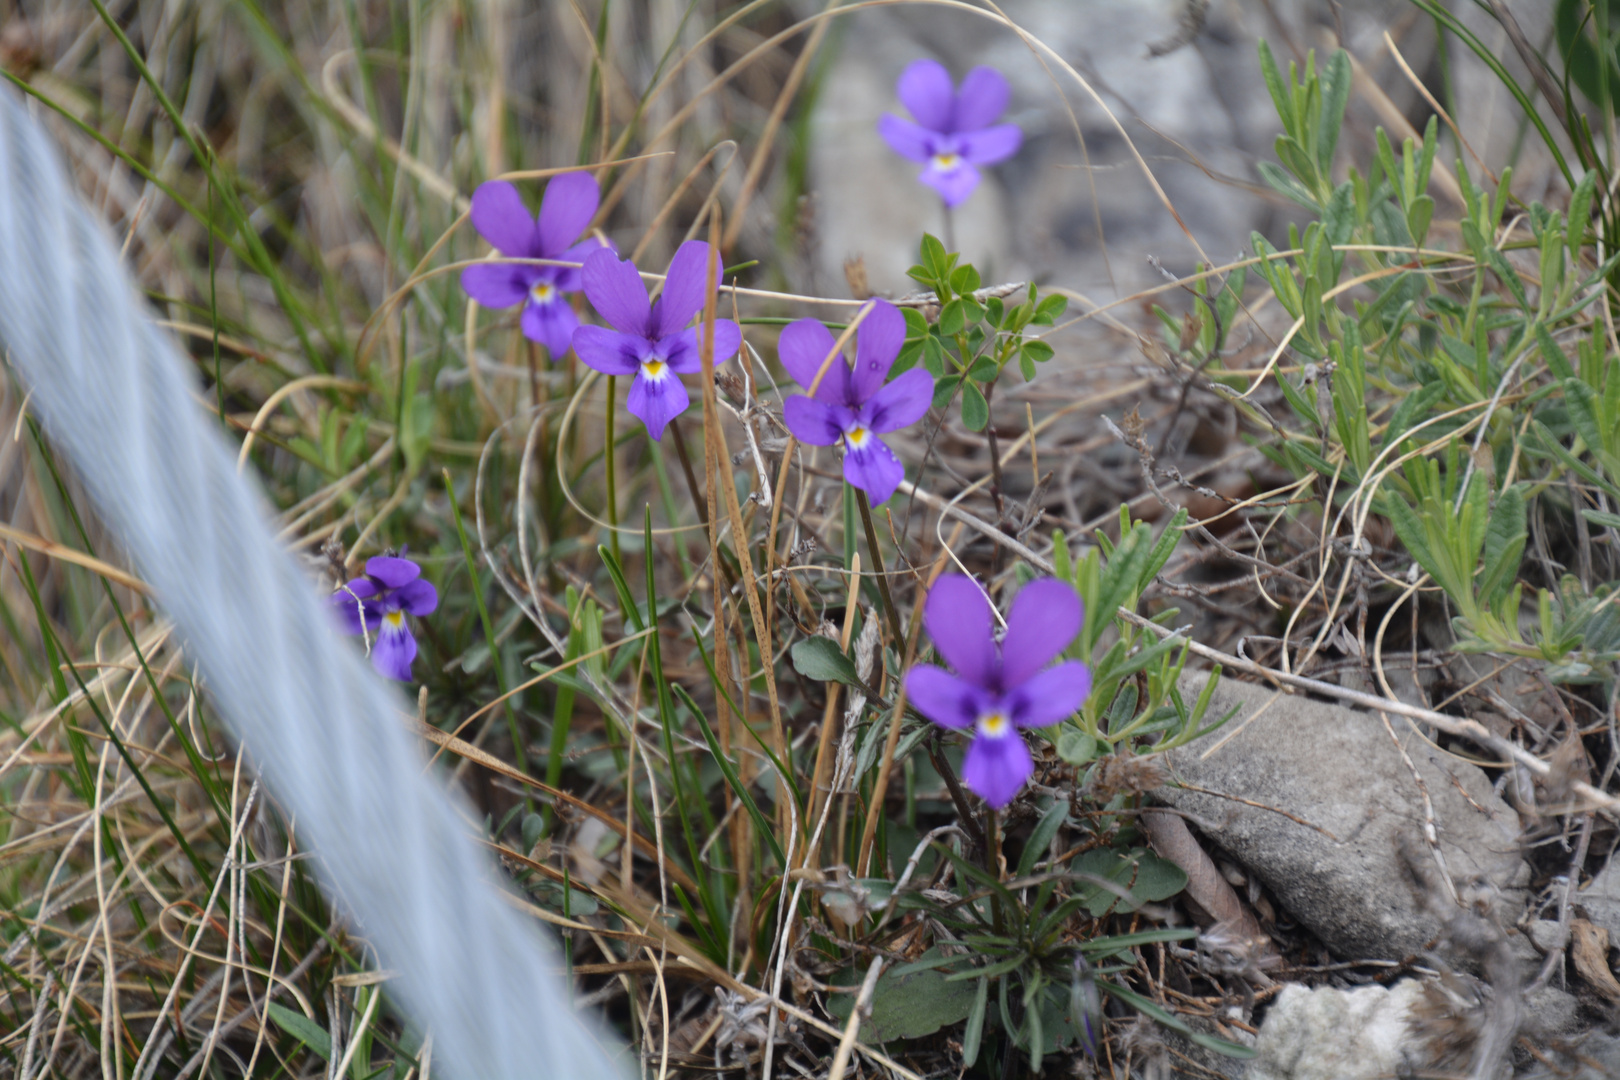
[0,524,148,593]
[700,227,788,774]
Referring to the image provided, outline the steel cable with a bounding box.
[0,90,623,1080]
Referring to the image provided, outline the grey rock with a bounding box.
[1523,984,1584,1042]
[1247,980,1423,1080]
[1528,920,1566,955]
[1576,858,1620,942]
[801,0,1511,305]
[1159,674,1529,960]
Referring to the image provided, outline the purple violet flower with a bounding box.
[332,554,439,682]
[905,575,1091,808]
[778,298,932,505]
[877,59,1022,208]
[460,173,610,356]
[571,240,742,441]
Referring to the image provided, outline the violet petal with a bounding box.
[920,160,981,207]
[581,248,652,336]
[851,298,906,403]
[897,58,955,132]
[469,180,537,256]
[373,618,418,681]
[536,171,600,256]
[396,578,439,618]
[922,574,997,687]
[552,236,609,293]
[961,729,1033,809]
[332,580,379,634]
[572,325,646,375]
[521,298,578,356]
[778,318,852,404]
[708,318,742,365]
[877,114,935,163]
[1007,661,1092,729]
[366,555,421,588]
[627,369,690,442]
[659,319,741,374]
[957,123,1022,167]
[1000,579,1083,687]
[861,368,932,435]
[842,436,904,505]
[905,665,985,730]
[649,240,719,338]
[460,263,531,309]
[953,66,1012,131]
[781,395,846,446]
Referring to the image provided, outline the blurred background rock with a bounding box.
[806,0,1565,304]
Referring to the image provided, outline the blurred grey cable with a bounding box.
[0,90,623,1079]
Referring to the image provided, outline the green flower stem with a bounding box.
[604,374,622,564]
[854,488,903,647]
[982,378,1006,522]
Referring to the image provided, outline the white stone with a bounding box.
[1248,981,1424,1080]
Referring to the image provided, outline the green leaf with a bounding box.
[1073,848,1188,916]
[1056,728,1102,766]
[681,684,787,868]
[1383,492,1443,590]
[962,977,989,1067]
[1316,50,1353,179]
[1142,507,1188,585]
[1035,293,1068,322]
[1256,40,1294,133]
[1257,160,1320,211]
[1569,165,1597,258]
[790,635,864,688]
[266,1002,332,1060]
[1021,339,1055,365]
[938,298,967,336]
[826,952,980,1041]
[950,263,982,295]
[961,381,990,431]
[597,546,646,632]
[920,233,951,285]
[1477,484,1527,606]
[1582,508,1620,529]
[1017,801,1071,878]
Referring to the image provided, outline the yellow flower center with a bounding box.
[529,281,557,305]
[845,425,871,450]
[932,152,962,171]
[384,610,405,629]
[978,711,1010,738]
[642,358,667,379]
